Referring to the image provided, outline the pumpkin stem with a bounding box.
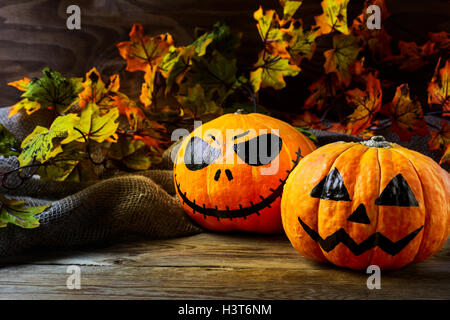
[234,109,248,114]
[361,136,392,148]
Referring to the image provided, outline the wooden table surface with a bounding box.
[0,233,448,300]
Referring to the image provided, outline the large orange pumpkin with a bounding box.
[281,136,450,270]
[174,112,316,233]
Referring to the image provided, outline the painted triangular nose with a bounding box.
[347,204,371,224]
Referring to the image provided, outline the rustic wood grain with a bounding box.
[0,233,448,299]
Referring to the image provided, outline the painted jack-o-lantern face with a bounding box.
[174,112,316,234]
[281,136,450,270]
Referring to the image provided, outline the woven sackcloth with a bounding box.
[0,107,447,257]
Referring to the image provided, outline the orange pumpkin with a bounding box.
[281,136,450,270]
[174,112,316,233]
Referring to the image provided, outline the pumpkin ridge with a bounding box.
[368,146,382,266]
[175,147,302,219]
[391,147,449,261]
[390,147,427,262]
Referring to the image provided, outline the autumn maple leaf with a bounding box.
[112,92,146,131]
[314,0,350,35]
[140,65,157,108]
[428,120,450,166]
[286,19,317,65]
[345,73,382,135]
[387,41,436,71]
[303,74,340,111]
[253,6,291,59]
[117,24,174,72]
[383,84,429,141]
[428,120,449,151]
[8,77,31,92]
[440,145,450,166]
[428,59,449,116]
[78,68,120,109]
[324,34,360,86]
[352,0,392,62]
[250,53,300,93]
[279,0,303,20]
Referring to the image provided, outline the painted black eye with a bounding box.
[233,134,282,166]
[184,137,221,171]
[375,174,419,207]
[310,168,351,201]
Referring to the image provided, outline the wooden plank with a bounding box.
[0,234,448,299]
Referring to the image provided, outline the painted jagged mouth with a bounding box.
[175,147,303,220]
[298,216,424,256]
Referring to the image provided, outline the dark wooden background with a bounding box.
[0,0,448,108]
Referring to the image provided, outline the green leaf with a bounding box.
[250,53,301,92]
[295,127,318,144]
[36,142,85,181]
[108,137,151,170]
[280,0,303,20]
[179,50,240,106]
[76,103,119,143]
[323,34,360,86]
[21,68,83,114]
[18,114,80,166]
[288,22,317,64]
[161,22,241,93]
[192,22,241,59]
[0,194,48,229]
[0,124,21,157]
[37,159,79,181]
[177,84,222,119]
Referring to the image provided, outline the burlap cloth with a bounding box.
[0,107,446,257]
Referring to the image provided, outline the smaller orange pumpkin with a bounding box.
[281,136,450,270]
[174,111,316,234]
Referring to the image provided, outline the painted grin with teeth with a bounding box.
[174,147,303,220]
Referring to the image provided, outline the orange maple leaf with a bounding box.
[352,0,392,63]
[383,84,429,141]
[428,59,449,116]
[133,118,167,149]
[117,24,174,72]
[140,65,157,108]
[345,73,382,135]
[304,74,340,111]
[112,92,146,131]
[8,77,31,92]
[78,68,120,109]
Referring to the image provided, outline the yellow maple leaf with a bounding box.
[324,34,360,86]
[250,53,300,93]
[314,0,350,35]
